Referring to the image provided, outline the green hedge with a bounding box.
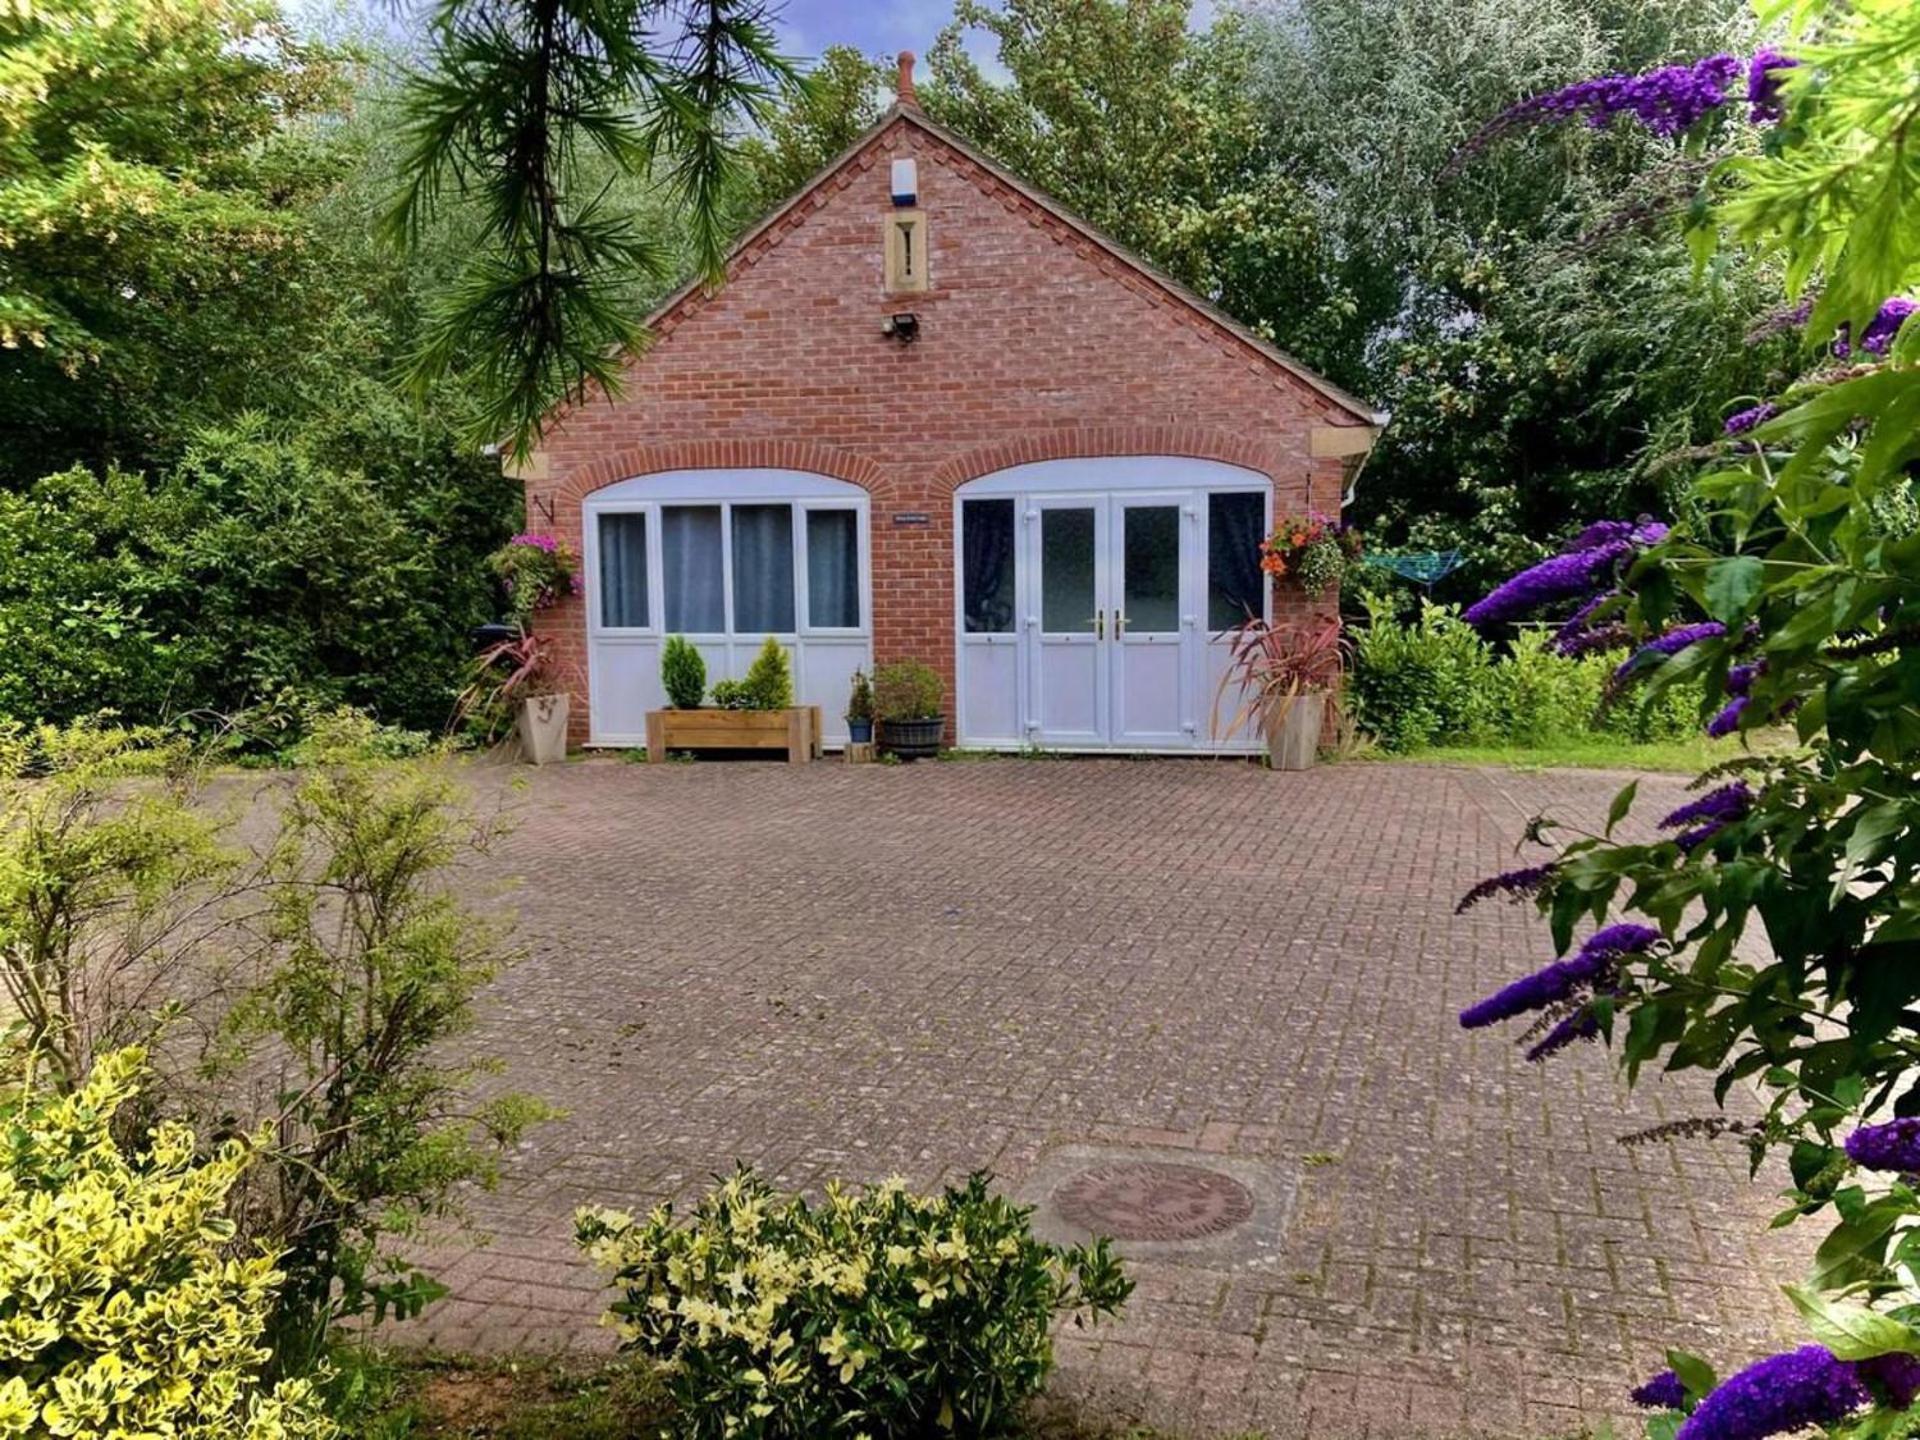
[1349,602,1697,752]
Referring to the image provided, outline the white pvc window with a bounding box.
[592,496,865,638]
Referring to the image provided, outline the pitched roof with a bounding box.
[640,102,1383,428]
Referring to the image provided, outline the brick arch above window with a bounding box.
[553,440,884,507]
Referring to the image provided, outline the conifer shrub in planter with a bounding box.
[661,635,707,710]
[872,660,945,759]
[845,668,875,745]
[576,1167,1131,1440]
[647,638,817,761]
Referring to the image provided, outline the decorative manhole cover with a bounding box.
[1052,1161,1255,1242]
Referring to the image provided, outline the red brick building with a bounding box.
[517,55,1378,751]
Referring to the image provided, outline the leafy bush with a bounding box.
[576,1168,1131,1440]
[870,661,944,723]
[661,636,707,710]
[0,419,516,738]
[1350,602,1696,752]
[741,636,794,710]
[709,679,753,710]
[1349,602,1497,750]
[0,1048,334,1439]
[230,711,552,1371]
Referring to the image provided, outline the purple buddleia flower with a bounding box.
[1707,695,1749,738]
[1465,542,1632,629]
[1675,1346,1868,1440]
[1857,1353,1920,1408]
[1560,623,1630,657]
[1723,403,1778,437]
[1746,48,1797,123]
[1632,1370,1687,1410]
[1834,298,1918,358]
[1456,863,1557,914]
[1526,1008,1599,1062]
[1659,784,1753,850]
[1615,622,1727,683]
[1725,662,1760,696]
[1845,1117,1920,1173]
[1497,55,1742,140]
[1552,591,1617,655]
[1459,924,1659,1029]
[1570,518,1669,551]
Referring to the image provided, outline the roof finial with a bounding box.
[895,51,919,109]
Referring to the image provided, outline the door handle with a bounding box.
[1115,612,1128,638]
[1086,609,1105,638]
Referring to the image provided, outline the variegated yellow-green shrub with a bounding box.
[0,1048,334,1439]
[577,1167,1131,1439]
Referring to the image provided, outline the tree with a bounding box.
[1239,0,1787,598]
[920,0,1343,366]
[739,45,891,214]
[0,0,349,482]
[387,0,800,457]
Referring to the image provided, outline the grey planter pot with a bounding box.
[519,693,570,766]
[1265,693,1326,771]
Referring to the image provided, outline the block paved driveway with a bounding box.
[416,757,1805,1438]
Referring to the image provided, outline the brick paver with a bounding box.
[410,757,1805,1437]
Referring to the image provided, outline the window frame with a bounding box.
[586,494,870,641]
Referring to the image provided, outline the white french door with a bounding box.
[955,457,1273,753]
[1029,497,1109,745]
[1025,492,1193,748]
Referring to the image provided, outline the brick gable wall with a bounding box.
[525,112,1366,743]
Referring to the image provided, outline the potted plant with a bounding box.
[1212,617,1348,770]
[456,630,569,765]
[871,660,945,760]
[661,634,707,709]
[645,637,820,763]
[1258,513,1361,597]
[489,533,580,624]
[846,669,874,745]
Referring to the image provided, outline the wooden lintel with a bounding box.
[1309,425,1380,459]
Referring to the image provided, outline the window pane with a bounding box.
[731,504,795,634]
[1123,505,1180,633]
[962,499,1016,634]
[1208,492,1266,631]
[597,512,649,628]
[663,505,724,632]
[1041,507,1096,633]
[806,509,860,628]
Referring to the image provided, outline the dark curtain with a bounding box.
[962,499,1016,633]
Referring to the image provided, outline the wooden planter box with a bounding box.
[645,706,822,764]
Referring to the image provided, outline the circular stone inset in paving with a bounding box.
[1052,1161,1255,1242]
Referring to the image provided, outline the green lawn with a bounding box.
[1355,729,1795,775]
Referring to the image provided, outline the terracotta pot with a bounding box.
[519,693,570,766]
[1264,692,1326,771]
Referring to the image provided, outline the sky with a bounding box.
[773,0,961,63]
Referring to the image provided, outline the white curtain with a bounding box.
[731,504,794,634]
[597,512,649,628]
[806,509,859,628]
[663,506,725,632]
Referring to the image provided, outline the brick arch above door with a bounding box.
[927,426,1303,501]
